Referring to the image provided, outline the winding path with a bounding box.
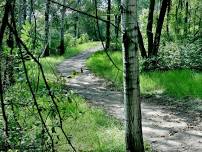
[57,45,202,152]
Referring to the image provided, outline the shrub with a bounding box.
[140,41,202,71]
[76,33,90,44]
[64,33,77,47]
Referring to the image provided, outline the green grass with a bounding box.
[3,42,152,151]
[86,51,202,99]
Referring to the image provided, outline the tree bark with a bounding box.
[184,0,188,36]
[43,0,50,57]
[59,0,65,55]
[23,0,27,23]
[28,0,33,23]
[137,25,147,58]
[106,0,111,49]
[18,0,23,30]
[152,0,170,56]
[121,0,144,151]
[166,0,171,39]
[147,0,155,57]
[0,1,11,150]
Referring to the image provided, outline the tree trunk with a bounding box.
[0,1,11,150]
[166,0,171,39]
[115,15,119,39]
[28,0,33,23]
[152,0,170,56]
[106,0,111,49]
[23,0,27,23]
[121,0,144,151]
[137,25,147,58]
[115,14,121,49]
[74,15,79,38]
[59,0,65,55]
[184,0,188,36]
[147,0,155,57]
[18,0,23,30]
[43,0,50,57]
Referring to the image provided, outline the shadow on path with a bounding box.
[57,45,202,152]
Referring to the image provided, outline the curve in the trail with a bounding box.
[57,45,202,152]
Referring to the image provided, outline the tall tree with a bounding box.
[23,0,27,22]
[18,0,23,30]
[106,0,111,49]
[74,0,80,38]
[121,0,144,151]
[43,0,50,56]
[152,0,170,56]
[184,0,189,36]
[147,0,155,57]
[59,0,66,55]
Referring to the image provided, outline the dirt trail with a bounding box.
[57,45,202,152]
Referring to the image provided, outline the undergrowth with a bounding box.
[1,42,153,151]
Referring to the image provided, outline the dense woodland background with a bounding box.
[0,0,201,151]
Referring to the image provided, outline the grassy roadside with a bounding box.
[2,42,152,151]
[86,51,202,111]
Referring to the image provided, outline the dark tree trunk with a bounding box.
[137,25,147,58]
[18,0,23,30]
[0,1,11,150]
[147,0,155,57]
[23,0,27,23]
[106,0,111,49]
[166,0,171,39]
[115,15,119,39]
[74,15,79,38]
[184,0,188,36]
[152,0,170,56]
[28,0,33,23]
[59,0,65,55]
[43,0,50,57]
[115,14,121,49]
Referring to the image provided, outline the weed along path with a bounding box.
[57,45,202,152]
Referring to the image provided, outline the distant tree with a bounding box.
[121,0,145,151]
[43,0,50,57]
[138,0,171,69]
[106,0,111,49]
[59,0,66,55]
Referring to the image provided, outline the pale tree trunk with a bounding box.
[59,0,65,55]
[121,0,144,151]
[106,0,111,49]
[43,0,50,57]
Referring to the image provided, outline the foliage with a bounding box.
[21,21,43,55]
[1,42,117,151]
[140,41,202,71]
[64,33,77,47]
[76,33,90,44]
[64,33,90,48]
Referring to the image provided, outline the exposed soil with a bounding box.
[57,45,202,152]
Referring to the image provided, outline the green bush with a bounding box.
[64,33,77,47]
[141,42,202,71]
[76,33,90,44]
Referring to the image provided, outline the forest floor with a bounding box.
[57,45,202,152]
